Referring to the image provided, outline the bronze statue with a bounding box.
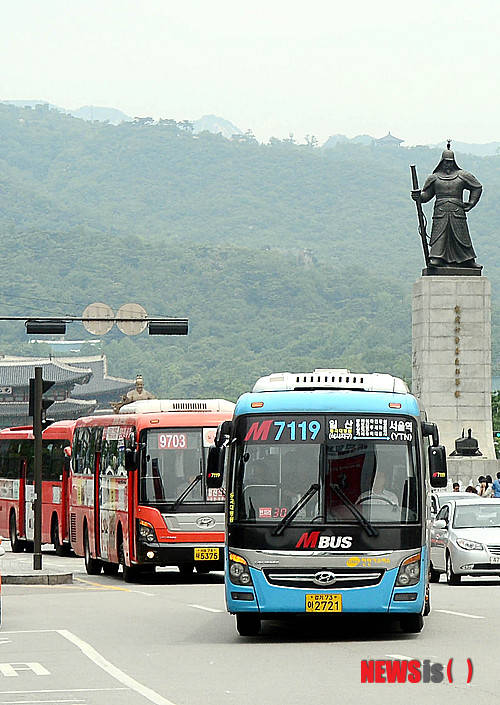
[112,375,156,412]
[411,143,482,270]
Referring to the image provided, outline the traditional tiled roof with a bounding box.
[0,358,92,387]
[0,398,97,418]
[375,132,404,145]
[52,355,134,397]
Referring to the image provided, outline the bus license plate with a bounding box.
[305,594,342,612]
[194,547,220,561]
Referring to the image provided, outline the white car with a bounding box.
[430,498,500,584]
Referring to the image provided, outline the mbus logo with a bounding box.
[296,532,353,549]
[361,659,473,684]
[244,421,273,441]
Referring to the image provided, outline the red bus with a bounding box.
[0,420,76,554]
[69,399,235,581]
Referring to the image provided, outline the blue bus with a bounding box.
[207,369,447,636]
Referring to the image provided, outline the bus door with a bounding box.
[24,453,35,542]
[17,457,27,539]
[94,433,102,560]
[99,426,131,562]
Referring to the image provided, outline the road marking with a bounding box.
[1,700,84,704]
[57,630,177,705]
[74,577,154,597]
[435,609,484,619]
[0,688,127,694]
[188,604,223,613]
[0,663,50,677]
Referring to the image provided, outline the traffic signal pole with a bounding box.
[33,366,43,570]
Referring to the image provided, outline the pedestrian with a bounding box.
[476,476,486,493]
[478,477,493,498]
[492,472,500,498]
[452,482,460,492]
[465,485,478,494]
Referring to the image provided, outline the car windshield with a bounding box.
[454,504,500,528]
[141,428,222,504]
[232,414,420,525]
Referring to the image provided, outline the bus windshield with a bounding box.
[232,414,420,525]
[141,428,221,504]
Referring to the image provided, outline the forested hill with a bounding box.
[0,103,499,398]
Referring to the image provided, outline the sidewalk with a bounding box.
[1,546,73,585]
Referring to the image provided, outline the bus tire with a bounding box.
[122,563,141,583]
[236,613,261,637]
[117,531,140,582]
[102,562,119,576]
[178,564,194,577]
[83,525,102,575]
[51,516,65,557]
[400,614,424,633]
[9,511,24,553]
[195,565,211,574]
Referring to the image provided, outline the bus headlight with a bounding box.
[229,552,253,586]
[396,553,421,587]
[137,519,157,543]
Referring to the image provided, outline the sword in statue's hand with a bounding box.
[410,164,430,268]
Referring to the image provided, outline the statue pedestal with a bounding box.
[412,275,497,473]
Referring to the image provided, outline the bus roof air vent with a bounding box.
[119,399,236,414]
[252,369,408,394]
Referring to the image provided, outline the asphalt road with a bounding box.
[1,549,498,705]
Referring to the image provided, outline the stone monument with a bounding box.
[410,144,498,486]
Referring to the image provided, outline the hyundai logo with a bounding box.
[313,570,337,586]
[196,516,216,528]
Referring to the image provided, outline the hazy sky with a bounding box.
[2,0,500,144]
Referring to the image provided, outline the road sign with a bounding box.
[82,303,115,335]
[116,303,147,335]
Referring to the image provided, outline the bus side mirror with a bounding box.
[422,421,440,447]
[125,447,137,472]
[207,446,225,489]
[215,420,233,448]
[429,445,447,488]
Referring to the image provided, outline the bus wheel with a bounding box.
[83,526,102,575]
[102,562,119,576]
[178,564,194,577]
[236,613,261,637]
[51,517,65,557]
[9,512,24,553]
[195,565,211,574]
[117,535,140,582]
[399,614,424,634]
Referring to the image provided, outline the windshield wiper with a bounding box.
[172,474,202,509]
[330,483,379,537]
[272,483,319,537]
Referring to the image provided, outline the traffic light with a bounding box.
[495,431,500,439]
[29,377,56,428]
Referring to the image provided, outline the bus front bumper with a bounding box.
[136,542,224,568]
[225,559,426,616]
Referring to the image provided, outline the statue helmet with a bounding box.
[433,140,460,173]
[441,148,455,161]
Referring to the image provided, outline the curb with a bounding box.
[2,573,73,585]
